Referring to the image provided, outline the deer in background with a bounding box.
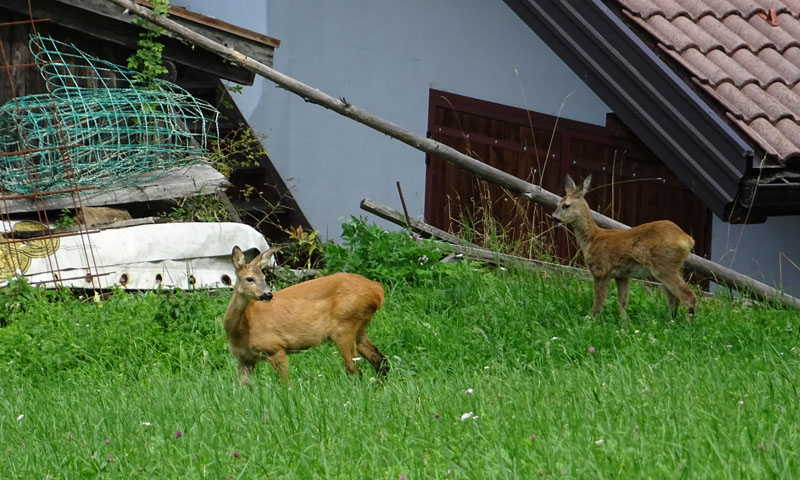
[552,175,697,318]
[223,246,389,384]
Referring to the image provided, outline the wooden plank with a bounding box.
[133,0,280,48]
[0,163,228,214]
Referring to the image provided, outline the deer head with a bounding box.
[230,245,279,302]
[552,174,592,226]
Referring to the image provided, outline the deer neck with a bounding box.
[569,203,601,253]
[223,287,251,335]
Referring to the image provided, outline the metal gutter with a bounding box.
[503,0,754,217]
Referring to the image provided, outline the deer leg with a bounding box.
[592,276,610,317]
[655,270,697,319]
[665,288,679,317]
[237,358,256,386]
[615,277,630,318]
[333,333,360,377]
[266,350,289,384]
[357,329,389,377]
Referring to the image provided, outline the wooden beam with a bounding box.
[0,163,228,214]
[108,0,800,310]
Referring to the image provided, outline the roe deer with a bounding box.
[552,175,697,318]
[223,246,389,384]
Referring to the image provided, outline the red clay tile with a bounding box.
[616,0,800,163]
[779,0,800,16]
[646,15,697,52]
[776,13,800,43]
[757,48,800,84]
[710,82,765,121]
[700,0,740,18]
[674,16,723,52]
[748,117,799,159]
[742,83,798,121]
[786,46,800,69]
[731,116,780,157]
[747,13,800,51]
[618,0,664,19]
[726,0,769,18]
[722,15,774,50]
[732,49,783,86]
[766,83,800,117]
[698,15,748,52]
[675,48,730,85]
[707,49,760,87]
[675,0,715,20]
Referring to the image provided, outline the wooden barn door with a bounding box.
[424,89,712,263]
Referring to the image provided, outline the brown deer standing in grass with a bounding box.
[223,246,389,385]
[552,175,697,318]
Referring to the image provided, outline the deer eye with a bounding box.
[562,203,571,209]
[246,277,255,283]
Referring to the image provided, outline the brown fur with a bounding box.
[223,246,389,384]
[75,207,132,225]
[552,175,697,318]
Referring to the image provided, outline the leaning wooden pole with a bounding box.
[106,0,800,310]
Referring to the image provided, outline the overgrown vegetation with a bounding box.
[127,0,170,86]
[1,221,799,478]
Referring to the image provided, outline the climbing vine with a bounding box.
[127,0,171,86]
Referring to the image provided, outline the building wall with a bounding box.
[175,0,800,299]
[712,216,800,298]
[179,0,608,238]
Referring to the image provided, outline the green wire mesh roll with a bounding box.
[0,35,219,194]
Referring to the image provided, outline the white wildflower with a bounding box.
[460,412,474,421]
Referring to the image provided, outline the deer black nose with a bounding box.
[260,291,273,302]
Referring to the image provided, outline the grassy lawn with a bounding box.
[1,222,799,478]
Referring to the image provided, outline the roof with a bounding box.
[503,0,800,222]
[618,0,800,166]
[0,0,279,85]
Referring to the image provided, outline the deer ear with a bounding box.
[255,247,279,270]
[565,174,577,194]
[231,246,246,269]
[581,175,592,196]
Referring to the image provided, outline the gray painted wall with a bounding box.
[176,0,800,298]
[179,0,608,238]
[712,216,800,298]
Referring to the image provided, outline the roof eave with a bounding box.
[503,0,754,217]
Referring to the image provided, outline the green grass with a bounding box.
[1,228,799,478]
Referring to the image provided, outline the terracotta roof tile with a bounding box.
[674,0,716,20]
[766,82,800,116]
[747,14,800,51]
[710,82,765,121]
[732,49,784,86]
[674,48,730,85]
[674,16,724,52]
[776,13,800,43]
[721,15,773,50]
[742,83,798,121]
[697,15,748,52]
[748,117,799,159]
[707,49,760,87]
[618,0,800,164]
[757,48,800,84]
[725,0,770,17]
[700,0,742,18]
[619,0,666,20]
[645,15,697,51]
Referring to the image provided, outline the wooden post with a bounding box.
[105,0,800,310]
